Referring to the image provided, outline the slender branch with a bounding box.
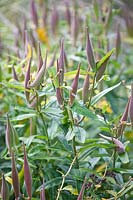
[56,155,77,200]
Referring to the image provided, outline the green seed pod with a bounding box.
[116,24,121,59]
[12,150,20,199]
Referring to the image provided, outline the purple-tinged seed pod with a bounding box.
[86,27,96,69]
[12,150,20,199]
[99,134,125,153]
[48,51,56,68]
[40,179,46,200]
[37,42,43,72]
[1,174,9,200]
[58,39,65,85]
[30,30,37,53]
[96,60,107,82]
[12,65,19,81]
[129,84,133,127]
[25,57,32,102]
[29,51,47,88]
[71,10,79,46]
[69,64,80,106]
[56,59,63,105]
[116,24,121,59]
[77,177,86,200]
[120,97,130,122]
[24,145,32,199]
[30,0,38,28]
[65,1,71,28]
[51,4,59,35]
[5,115,12,153]
[82,68,90,104]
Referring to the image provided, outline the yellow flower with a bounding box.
[36,27,49,47]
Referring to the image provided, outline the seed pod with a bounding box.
[69,64,80,106]
[25,57,32,102]
[51,4,59,35]
[116,24,121,59]
[30,30,37,53]
[77,177,86,200]
[65,1,71,28]
[12,150,20,199]
[99,134,125,153]
[40,179,46,200]
[58,39,65,85]
[29,51,47,88]
[82,68,90,104]
[129,84,133,127]
[48,51,56,68]
[37,42,43,72]
[1,174,9,200]
[12,65,19,81]
[120,97,130,122]
[56,60,63,105]
[30,0,38,27]
[24,145,32,199]
[5,115,12,153]
[71,10,79,46]
[86,27,96,69]
[96,60,108,82]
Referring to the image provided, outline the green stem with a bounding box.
[39,112,50,146]
[113,148,116,168]
[72,136,79,169]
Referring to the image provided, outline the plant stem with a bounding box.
[72,136,79,169]
[113,148,116,168]
[56,155,77,200]
[39,112,50,146]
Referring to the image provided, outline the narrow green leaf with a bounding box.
[91,82,121,106]
[11,114,36,121]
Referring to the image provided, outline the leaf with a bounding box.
[71,101,97,120]
[91,82,121,106]
[11,113,36,121]
[96,48,115,70]
[106,190,117,197]
[119,152,129,164]
[63,185,78,195]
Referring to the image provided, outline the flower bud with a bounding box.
[1,174,9,200]
[129,83,133,127]
[69,64,80,106]
[30,0,38,27]
[24,145,32,199]
[11,150,20,199]
[86,27,95,69]
[82,68,90,104]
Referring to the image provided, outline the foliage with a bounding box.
[0,0,133,200]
